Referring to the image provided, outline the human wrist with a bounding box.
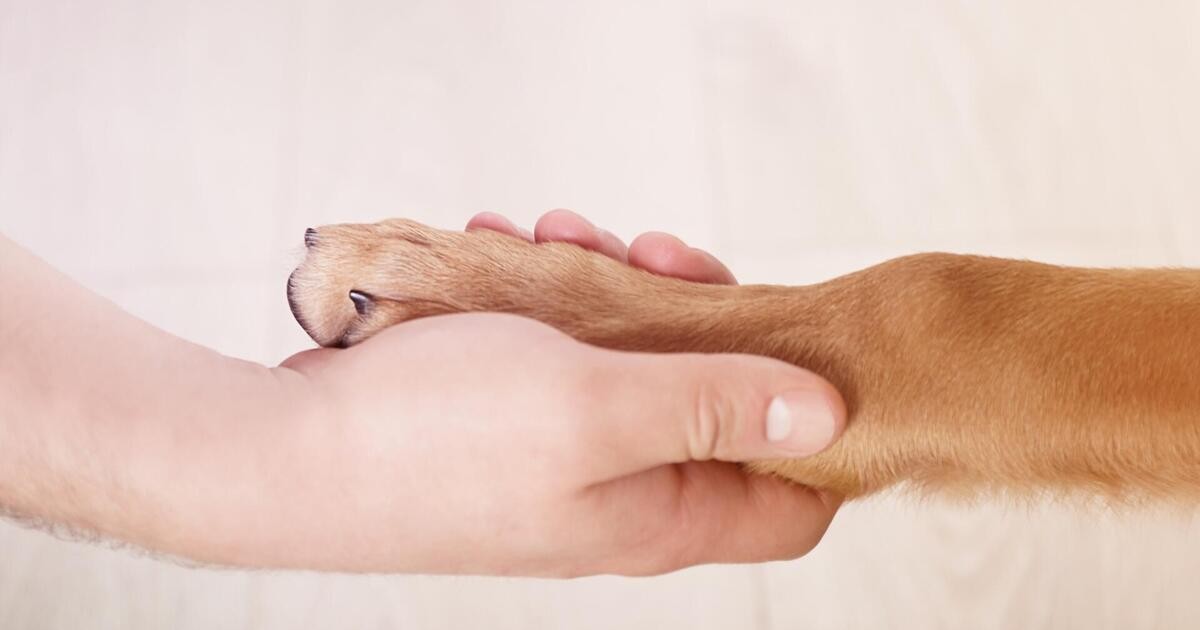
[101,354,309,566]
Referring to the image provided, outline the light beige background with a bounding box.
[2,1,1199,628]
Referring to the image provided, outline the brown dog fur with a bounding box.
[287,219,1200,502]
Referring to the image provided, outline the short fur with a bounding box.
[287,219,1200,502]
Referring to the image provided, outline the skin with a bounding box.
[0,209,846,576]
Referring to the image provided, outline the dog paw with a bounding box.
[286,218,603,347]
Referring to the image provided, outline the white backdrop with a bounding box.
[2,1,1199,628]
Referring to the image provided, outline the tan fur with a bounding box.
[287,219,1200,502]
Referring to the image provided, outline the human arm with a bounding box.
[0,212,845,575]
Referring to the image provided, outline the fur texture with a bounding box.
[287,219,1200,502]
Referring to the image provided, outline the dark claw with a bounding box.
[304,228,318,248]
[348,290,373,316]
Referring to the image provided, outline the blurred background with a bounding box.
[2,1,1199,628]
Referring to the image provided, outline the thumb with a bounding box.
[580,349,847,478]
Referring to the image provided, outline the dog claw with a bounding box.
[348,290,373,316]
[304,228,318,248]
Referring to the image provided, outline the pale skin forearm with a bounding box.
[0,233,302,561]
[0,211,846,576]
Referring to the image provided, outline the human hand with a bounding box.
[249,211,845,576]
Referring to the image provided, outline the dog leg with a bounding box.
[289,219,1200,502]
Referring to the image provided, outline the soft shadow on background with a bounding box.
[1,2,1199,629]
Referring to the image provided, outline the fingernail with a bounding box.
[568,212,602,237]
[496,214,522,234]
[569,211,595,229]
[766,391,837,456]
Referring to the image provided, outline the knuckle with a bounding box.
[689,381,734,460]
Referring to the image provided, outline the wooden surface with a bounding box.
[2,1,1199,628]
